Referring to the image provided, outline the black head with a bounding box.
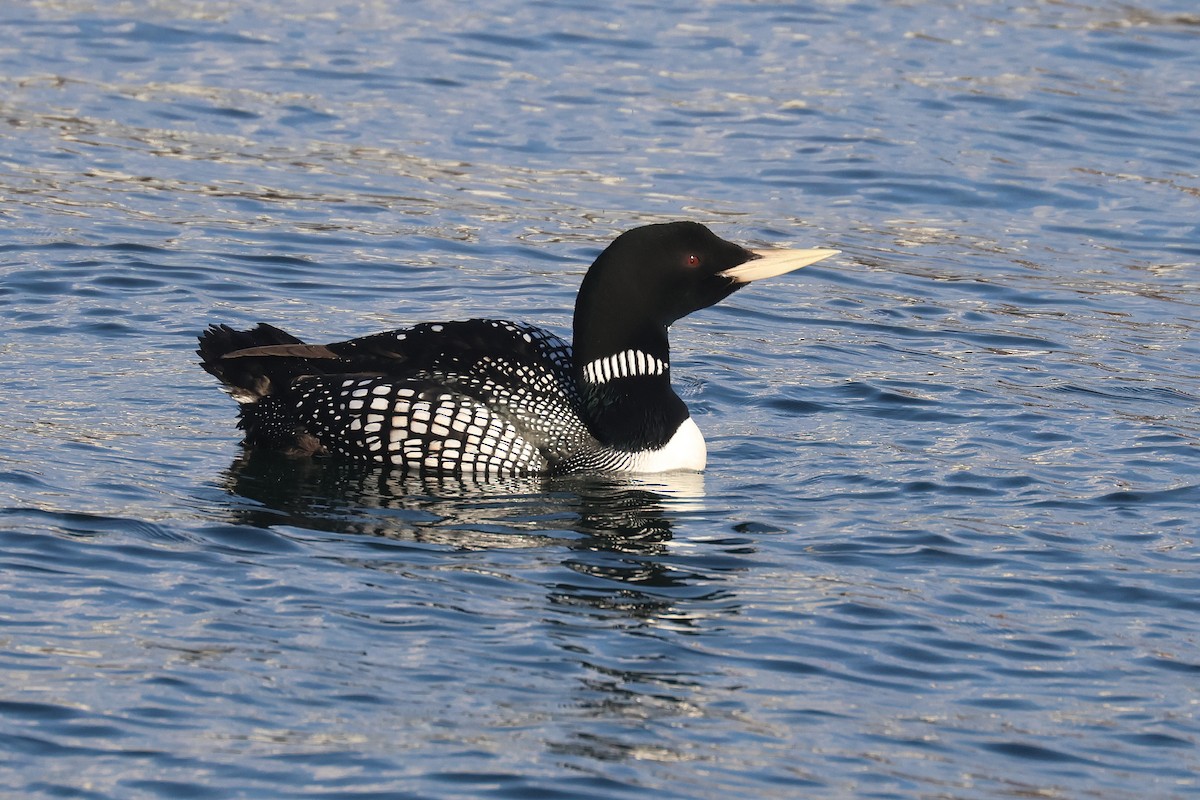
[572,222,761,375]
[575,222,754,335]
[572,221,837,366]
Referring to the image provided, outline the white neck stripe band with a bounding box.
[582,349,667,385]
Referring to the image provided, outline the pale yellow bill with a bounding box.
[720,248,839,283]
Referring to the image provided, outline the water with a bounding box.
[1,0,1198,797]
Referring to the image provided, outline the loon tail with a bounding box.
[197,323,314,404]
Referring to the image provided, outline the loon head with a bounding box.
[571,221,837,452]
[573,221,836,367]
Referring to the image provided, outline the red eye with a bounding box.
[686,254,701,267]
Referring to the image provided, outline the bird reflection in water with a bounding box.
[219,450,708,557]
[218,452,736,762]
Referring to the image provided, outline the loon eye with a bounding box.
[685,254,701,268]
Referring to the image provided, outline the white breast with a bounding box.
[625,416,707,473]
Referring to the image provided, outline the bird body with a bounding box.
[199,222,836,476]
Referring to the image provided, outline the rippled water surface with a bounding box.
[2,1,1199,797]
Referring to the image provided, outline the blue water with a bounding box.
[2,1,1198,797]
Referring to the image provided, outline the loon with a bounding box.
[198,221,836,476]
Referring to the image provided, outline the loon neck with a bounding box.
[571,324,688,451]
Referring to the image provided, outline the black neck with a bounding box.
[571,323,686,451]
[577,371,687,452]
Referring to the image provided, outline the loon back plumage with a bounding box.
[198,221,838,475]
[201,319,598,474]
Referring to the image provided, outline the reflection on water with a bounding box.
[216,451,741,779]
[220,452,734,644]
[220,450,707,552]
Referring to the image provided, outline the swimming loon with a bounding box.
[198,221,836,475]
